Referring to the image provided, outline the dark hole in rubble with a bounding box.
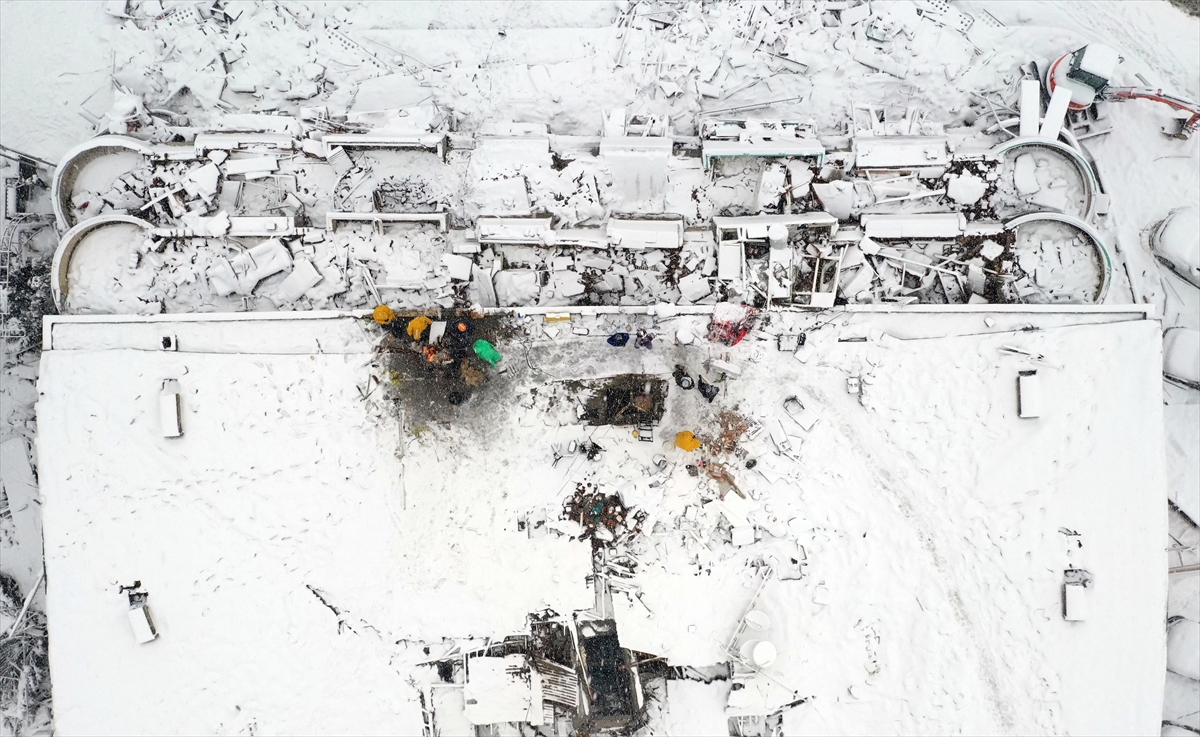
[580,628,634,720]
[580,375,668,426]
[529,612,575,668]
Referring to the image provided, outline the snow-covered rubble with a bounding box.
[4,0,1200,733]
[49,111,1122,311]
[42,0,1166,317]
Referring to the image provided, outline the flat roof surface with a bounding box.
[35,317,592,735]
[614,315,1169,735]
[36,310,1167,735]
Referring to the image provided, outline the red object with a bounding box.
[707,305,759,346]
[1048,51,1200,132]
[1046,53,1091,112]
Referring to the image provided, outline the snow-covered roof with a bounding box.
[35,309,1169,736]
[609,313,1168,734]
[463,655,537,725]
[35,314,592,735]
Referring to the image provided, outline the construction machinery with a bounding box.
[1039,44,1200,138]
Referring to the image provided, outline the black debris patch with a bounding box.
[580,627,634,721]
[580,374,668,426]
[374,311,514,426]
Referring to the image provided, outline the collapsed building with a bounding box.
[47,77,1115,320]
[11,1,1191,736]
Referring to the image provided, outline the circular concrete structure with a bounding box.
[52,213,153,312]
[1004,212,1112,304]
[991,136,1102,222]
[52,135,155,231]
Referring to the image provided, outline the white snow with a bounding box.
[657,680,731,736]
[1164,403,1200,523]
[4,0,1200,732]
[463,655,536,726]
[1013,153,1041,195]
[32,307,1170,735]
[611,314,1168,734]
[1154,205,1200,287]
[1167,618,1200,681]
[1077,43,1121,79]
[0,438,44,608]
[64,221,159,314]
[947,171,988,205]
[1011,218,1106,303]
[35,316,593,735]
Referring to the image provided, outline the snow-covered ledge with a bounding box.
[42,303,1156,352]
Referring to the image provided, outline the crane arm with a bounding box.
[1102,86,1200,132]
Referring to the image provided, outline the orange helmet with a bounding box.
[373,305,397,325]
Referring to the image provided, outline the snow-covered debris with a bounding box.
[1167,618,1200,680]
[272,258,323,305]
[441,253,473,282]
[1152,205,1200,287]
[1013,153,1041,195]
[5,0,1200,733]
[601,136,672,211]
[180,162,219,199]
[1164,328,1200,387]
[948,171,987,205]
[678,271,711,303]
[0,438,44,598]
[208,237,293,297]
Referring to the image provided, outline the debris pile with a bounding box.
[697,409,754,456]
[376,312,510,418]
[562,483,646,548]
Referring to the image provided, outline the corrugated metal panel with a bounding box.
[532,657,578,708]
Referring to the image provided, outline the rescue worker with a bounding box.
[444,318,475,360]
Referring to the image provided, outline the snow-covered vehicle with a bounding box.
[1152,206,1200,288]
[1163,327,1200,388]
